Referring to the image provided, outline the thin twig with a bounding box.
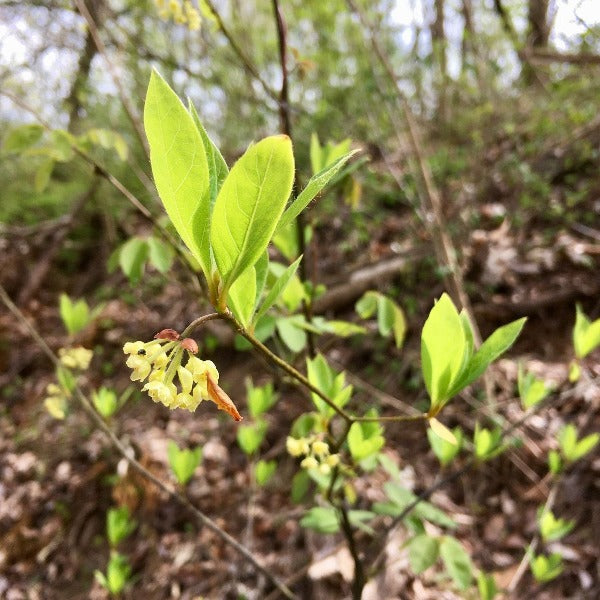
[0,283,297,600]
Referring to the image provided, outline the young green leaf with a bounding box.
[93,387,119,418]
[3,124,44,153]
[447,316,527,400]
[246,380,277,418]
[347,421,385,461]
[573,304,600,359]
[428,424,463,466]
[167,441,202,485]
[276,316,308,353]
[530,553,563,582]
[106,506,136,547]
[95,552,131,595]
[439,536,473,590]
[237,420,267,455]
[147,236,174,274]
[119,237,149,284]
[291,469,310,503]
[228,262,258,327]
[538,509,574,542]
[477,572,498,600]
[253,256,303,325]
[59,293,91,335]
[518,364,552,409]
[408,534,440,574]
[276,150,358,234]
[144,70,211,276]
[300,506,339,533]
[421,293,467,408]
[254,459,277,486]
[211,135,294,293]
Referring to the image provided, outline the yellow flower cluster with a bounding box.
[123,339,218,412]
[58,346,93,370]
[44,382,70,420]
[286,436,340,475]
[154,0,201,31]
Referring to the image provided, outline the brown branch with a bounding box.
[523,48,600,65]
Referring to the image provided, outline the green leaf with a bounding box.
[59,293,91,335]
[237,420,267,455]
[188,100,229,204]
[448,316,527,399]
[347,422,385,461]
[211,135,294,292]
[300,506,339,533]
[119,237,149,284]
[276,316,307,353]
[355,291,378,318]
[246,380,277,418]
[559,424,599,462]
[107,506,136,547]
[421,293,467,407]
[3,124,44,153]
[428,425,463,466]
[253,256,303,325]
[306,354,353,416]
[377,295,406,348]
[255,459,277,486]
[439,536,473,590]
[147,236,174,274]
[518,364,551,409]
[530,553,563,582]
[93,387,119,418]
[144,70,211,276]
[228,261,257,327]
[538,509,574,542]
[477,572,498,600]
[291,469,310,503]
[34,158,54,192]
[573,304,600,359]
[276,150,358,234]
[167,441,202,485]
[548,449,562,474]
[348,509,376,535]
[309,132,323,174]
[408,534,439,574]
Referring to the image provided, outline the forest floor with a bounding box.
[1,153,600,600]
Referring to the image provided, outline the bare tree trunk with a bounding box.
[431,0,448,121]
[65,0,104,132]
[524,0,550,83]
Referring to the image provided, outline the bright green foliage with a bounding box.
[573,304,600,359]
[538,508,574,542]
[439,536,473,590]
[275,147,357,234]
[291,470,311,503]
[147,236,175,274]
[473,423,504,461]
[253,256,303,325]
[548,449,562,475]
[356,290,406,348]
[210,135,294,293]
[254,459,277,486]
[306,354,353,417]
[347,420,385,462]
[558,424,599,463]
[421,293,526,413]
[106,506,136,548]
[118,237,149,284]
[92,387,119,418]
[3,124,44,153]
[237,420,267,455]
[518,364,552,409]
[59,293,98,335]
[144,71,211,276]
[407,534,439,574]
[309,133,352,174]
[188,101,228,205]
[95,552,132,595]
[530,552,563,582]
[167,441,202,485]
[301,506,339,533]
[477,572,498,600]
[276,315,308,352]
[81,128,128,161]
[428,425,463,466]
[373,483,456,529]
[348,510,376,535]
[246,380,277,418]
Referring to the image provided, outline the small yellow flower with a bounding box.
[312,440,329,457]
[177,365,194,394]
[59,346,93,370]
[125,354,152,382]
[286,437,306,457]
[45,396,68,420]
[319,463,331,475]
[301,456,319,470]
[326,454,340,467]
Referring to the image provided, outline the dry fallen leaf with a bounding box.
[206,373,242,421]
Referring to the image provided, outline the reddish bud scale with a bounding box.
[181,338,198,354]
[154,328,180,341]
